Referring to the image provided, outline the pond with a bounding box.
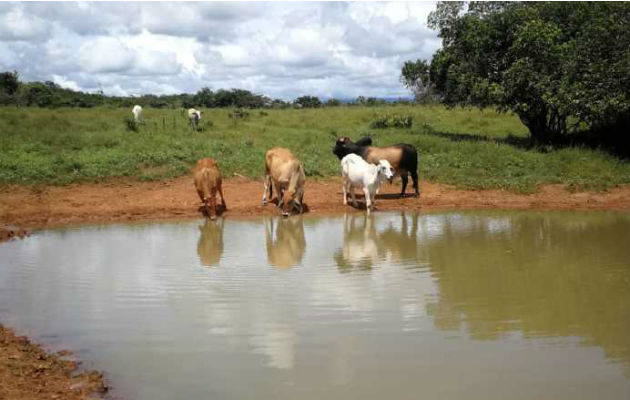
[0,211,628,400]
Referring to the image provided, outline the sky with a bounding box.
[0,1,440,100]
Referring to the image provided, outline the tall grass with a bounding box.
[0,105,627,192]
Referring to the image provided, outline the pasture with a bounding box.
[0,105,627,192]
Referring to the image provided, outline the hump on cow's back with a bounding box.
[195,158,218,170]
[266,147,295,160]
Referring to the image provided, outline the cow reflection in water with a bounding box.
[265,216,306,268]
[196,218,225,267]
[334,212,419,273]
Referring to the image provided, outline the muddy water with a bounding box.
[0,211,628,400]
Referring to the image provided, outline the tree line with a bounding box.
[401,1,629,154]
[0,71,413,110]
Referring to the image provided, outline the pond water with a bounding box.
[0,211,628,400]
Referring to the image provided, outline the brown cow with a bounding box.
[262,147,305,216]
[333,137,419,197]
[193,158,226,220]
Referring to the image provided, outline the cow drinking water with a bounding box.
[262,147,305,217]
[193,158,226,220]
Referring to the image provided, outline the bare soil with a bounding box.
[0,177,628,232]
[0,324,107,400]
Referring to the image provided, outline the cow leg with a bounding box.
[276,185,283,208]
[218,184,227,211]
[350,185,358,208]
[209,192,217,220]
[363,187,372,214]
[342,178,348,205]
[410,170,420,198]
[262,175,270,205]
[400,171,409,198]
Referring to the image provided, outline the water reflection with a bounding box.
[0,211,627,400]
[334,211,426,273]
[196,219,224,267]
[422,212,629,366]
[334,214,379,272]
[264,216,306,268]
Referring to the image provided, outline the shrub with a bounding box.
[229,108,249,119]
[124,117,139,132]
[370,114,413,129]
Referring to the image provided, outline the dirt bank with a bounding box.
[0,177,628,231]
[0,324,107,400]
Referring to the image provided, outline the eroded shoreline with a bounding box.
[0,324,107,400]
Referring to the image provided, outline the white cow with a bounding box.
[188,108,202,131]
[341,153,394,214]
[131,105,143,123]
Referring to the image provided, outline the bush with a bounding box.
[229,108,249,120]
[124,117,139,132]
[370,114,413,129]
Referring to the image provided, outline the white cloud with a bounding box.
[79,37,136,73]
[52,74,81,91]
[0,1,440,100]
[0,5,50,41]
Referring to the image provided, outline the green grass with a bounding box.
[0,105,627,192]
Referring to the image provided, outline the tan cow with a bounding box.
[262,147,305,216]
[193,158,226,220]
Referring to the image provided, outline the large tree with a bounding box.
[405,2,630,143]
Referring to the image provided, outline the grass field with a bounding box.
[0,105,627,192]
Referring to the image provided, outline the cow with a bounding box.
[132,105,143,123]
[193,158,226,220]
[188,108,202,131]
[341,153,394,214]
[262,147,305,217]
[333,136,420,197]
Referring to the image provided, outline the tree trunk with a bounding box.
[518,111,550,143]
[518,106,567,144]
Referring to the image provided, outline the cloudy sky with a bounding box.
[0,1,440,100]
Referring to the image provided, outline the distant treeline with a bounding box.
[0,71,413,110]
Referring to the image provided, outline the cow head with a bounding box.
[281,188,303,217]
[377,160,395,182]
[332,136,372,160]
[332,137,353,160]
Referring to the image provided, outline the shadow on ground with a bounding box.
[426,128,629,159]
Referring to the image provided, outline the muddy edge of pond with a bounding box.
[0,324,108,400]
[0,177,628,232]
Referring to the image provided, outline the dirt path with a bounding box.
[1,177,628,231]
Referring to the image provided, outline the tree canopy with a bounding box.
[403,1,630,146]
